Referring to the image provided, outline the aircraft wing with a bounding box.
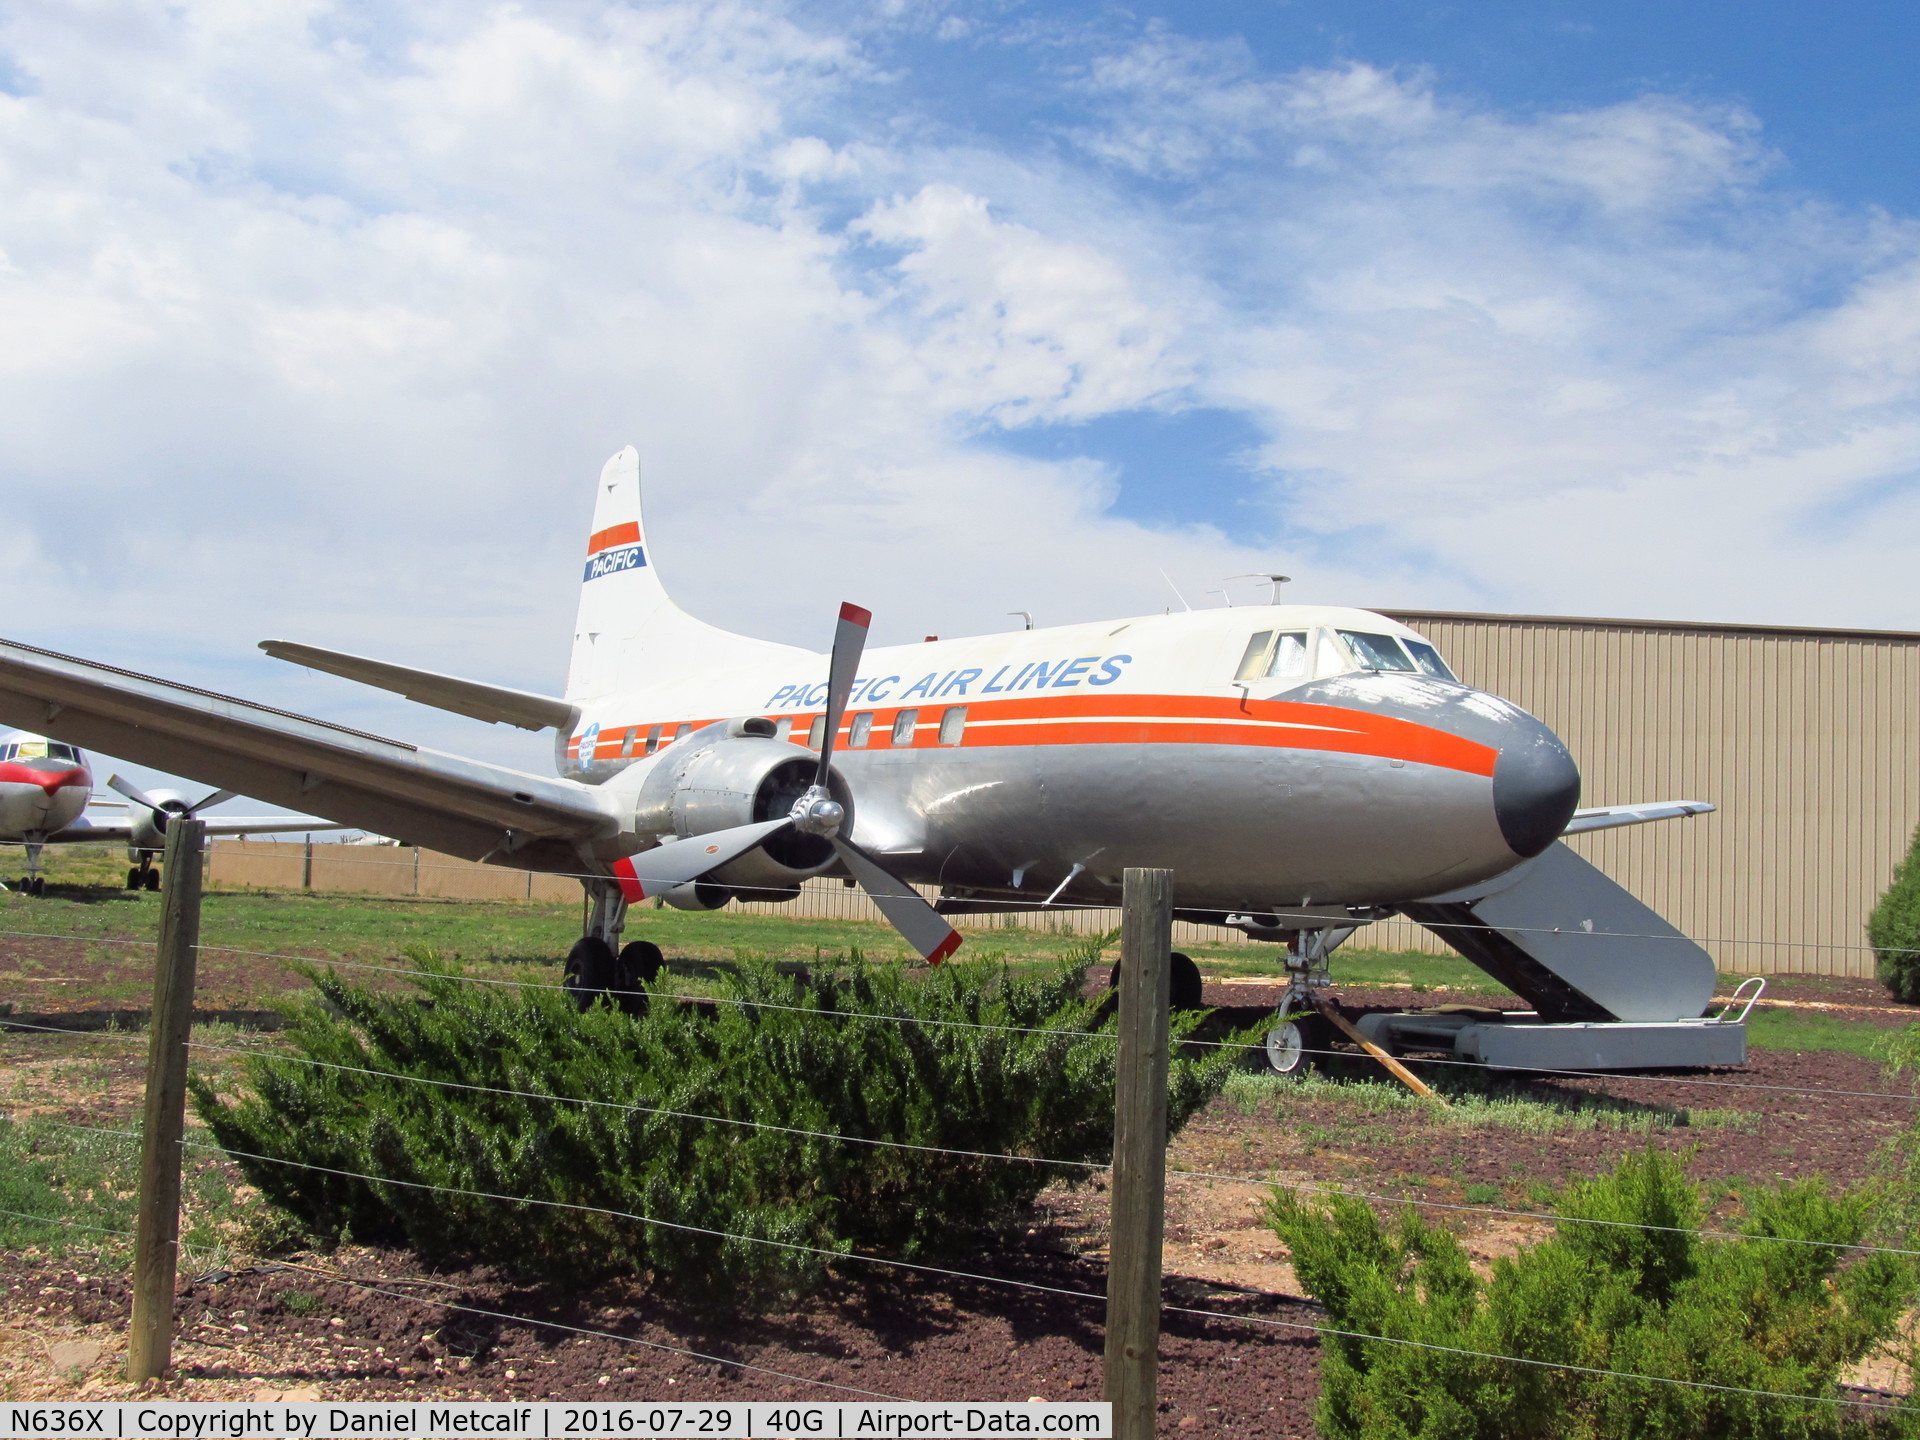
[1563,800,1716,836]
[48,814,355,844]
[0,637,620,868]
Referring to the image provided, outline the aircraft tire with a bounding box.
[29,876,45,897]
[1265,1013,1330,1079]
[144,868,161,892]
[564,936,617,1012]
[613,940,665,1016]
[1105,951,1208,1013]
[127,868,142,891]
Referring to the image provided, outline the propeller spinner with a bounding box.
[612,603,963,964]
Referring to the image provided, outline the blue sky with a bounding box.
[2,0,1919,789]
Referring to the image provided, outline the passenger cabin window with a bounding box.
[1403,639,1456,681]
[770,717,792,743]
[938,706,968,746]
[619,728,637,757]
[891,709,918,746]
[1233,631,1274,683]
[848,712,873,747]
[1337,631,1419,672]
[644,724,663,755]
[1265,631,1310,680]
[672,722,692,742]
[806,715,827,749]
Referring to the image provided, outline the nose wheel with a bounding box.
[1265,1008,1333,1078]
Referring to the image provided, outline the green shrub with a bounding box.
[192,945,1238,1299]
[1873,824,1920,1002]
[1268,1149,1915,1440]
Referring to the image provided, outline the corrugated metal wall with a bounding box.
[1376,613,1920,975]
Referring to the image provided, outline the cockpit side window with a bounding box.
[1233,631,1275,683]
[1337,631,1419,672]
[1402,639,1457,681]
[47,743,78,762]
[1264,632,1310,681]
[1316,630,1353,676]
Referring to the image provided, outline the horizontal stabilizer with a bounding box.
[261,641,578,733]
[1563,800,1715,835]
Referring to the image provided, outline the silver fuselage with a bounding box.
[557,605,1580,914]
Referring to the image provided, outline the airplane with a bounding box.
[0,729,348,894]
[0,448,1731,1071]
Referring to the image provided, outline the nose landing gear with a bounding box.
[7,840,49,897]
[127,852,161,891]
[1264,927,1355,1078]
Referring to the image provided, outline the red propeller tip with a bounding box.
[838,602,873,627]
[927,931,964,965]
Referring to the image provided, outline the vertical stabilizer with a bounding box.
[566,448,810,700]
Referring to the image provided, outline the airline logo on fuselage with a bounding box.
[766,654,1134,709]
[584,544,647,582]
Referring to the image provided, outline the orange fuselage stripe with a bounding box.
[571,695,1498,777]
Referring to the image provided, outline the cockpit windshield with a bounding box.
[1337,631,1420,673]
[1402,639,1457,681]
[0,741,80,763]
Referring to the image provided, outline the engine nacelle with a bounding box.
[126,792,192,854]
[627,718,850,899]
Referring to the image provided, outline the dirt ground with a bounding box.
[3,964,1916,1427]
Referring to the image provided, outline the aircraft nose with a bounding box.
[1491,716,1581,858]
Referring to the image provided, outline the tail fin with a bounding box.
[566,448,811,701]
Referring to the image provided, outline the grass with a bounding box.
[1219,1071,1758,1136]
[1743,1005,1902,1059]
[3,844,1483,987]
[3,845,1905,1061]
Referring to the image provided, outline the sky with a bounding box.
[3,0,1918,794]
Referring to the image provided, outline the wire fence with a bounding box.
[3,917,1919,1414]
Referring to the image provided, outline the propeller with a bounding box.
[108,773,239,831]
[612,602,964,965]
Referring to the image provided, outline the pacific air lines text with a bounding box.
[767,655,1132,710]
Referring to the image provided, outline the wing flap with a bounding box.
[0,638,618,865]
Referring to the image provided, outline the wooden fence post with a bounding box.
[1104,866,1172,1440]
[128,817,205,1384]
[302,835,313,891]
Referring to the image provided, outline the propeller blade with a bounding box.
[814,602,872,786]
[106,774,163,813]
[188,788,239,814]
[831,836,963,965]
[609,819,793,901]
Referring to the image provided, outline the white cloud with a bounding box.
[1,0,1918,783]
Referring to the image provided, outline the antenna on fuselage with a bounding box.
[1007,611,1034,631]
[1158,569,1193,612]
[1231,572,1292,604]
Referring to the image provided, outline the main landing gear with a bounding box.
[127,852,161,891]
[563,878,668,1014]
[1106,951,1206,1012]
